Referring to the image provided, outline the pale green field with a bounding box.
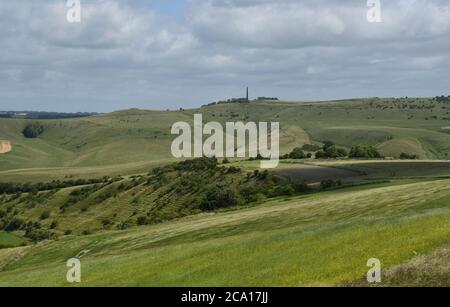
[0,232,25,249]
[0,179,448,286]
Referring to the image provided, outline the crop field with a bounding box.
[0,178,448,286]
[0,232,25,249]
[310,160,450,179]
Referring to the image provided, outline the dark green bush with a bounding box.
[320,179,343,190]
[137,216,148,225]
[4,218,25,231]
[22,123,44,138]
[289,147,306,159]
[40,211,50,220]
[25,228,54,242]
[200,186,239,211]
[315,143,348,159]
[349,145,382,158]
[399,152,418,160]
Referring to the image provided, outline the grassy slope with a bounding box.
[1,99,450,286]
[2,160,448,237]
[0,232,25,249]
[1,98,450,182]
[0,179,448,286]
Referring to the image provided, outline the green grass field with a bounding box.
[0,232,26,249]
[1,98,450,287]
[0,178,448,286]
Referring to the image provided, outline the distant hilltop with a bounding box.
[0,111,99,120]
[202,97,279,108]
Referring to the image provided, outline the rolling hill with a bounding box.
[0,97,450,287]
[0,177,448,286]
[1,97,450,182]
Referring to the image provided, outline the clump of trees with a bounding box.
[315,141,348,159]
[434,95,450,104]
[174,157,218,171]
[281,147,312,159]
[0,177,110,195]
[349,145,382,158]
[25,227,54,243]
[399,153,418,160]
[22,123,44,138]
[0,216,54,243]
[200,185,239,211]
[320,179,343,190]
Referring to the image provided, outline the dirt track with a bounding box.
[0,140,12,154]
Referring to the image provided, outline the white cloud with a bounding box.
[0,0,449,112]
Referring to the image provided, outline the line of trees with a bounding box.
[0,177,110,195]
[282,142,385,160]
[348,145,382,158]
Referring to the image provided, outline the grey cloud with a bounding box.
[0,0,449,112]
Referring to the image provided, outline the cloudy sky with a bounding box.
[1,0,450,112]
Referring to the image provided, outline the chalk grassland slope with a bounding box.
[1,98,450,182]
[0,140,11,154]
[0,179,448,286]
[1,160,448,238]
[0,110,185,176]
[0,164,257,235]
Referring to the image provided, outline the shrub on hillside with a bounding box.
[136,216,149,226]
[320,179,343,190]
[200,186,239,211]
[289,147,307,159]
[174,157,218,171]
[4,217,25,231]
[117,219,134,230]
[22,123,44,138]
[239,187,265,203]
[323,141,335,150]
[40,211,50,220]
[0,177,108,195]
[315,145,348,159]
[349,145,382,158]
[226,166,241,174]
[270,184,295,197]
[25,228,54,243]
[399,153,418,160]
[292,182,310,193]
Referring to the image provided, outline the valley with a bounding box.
[0,98,449,286]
